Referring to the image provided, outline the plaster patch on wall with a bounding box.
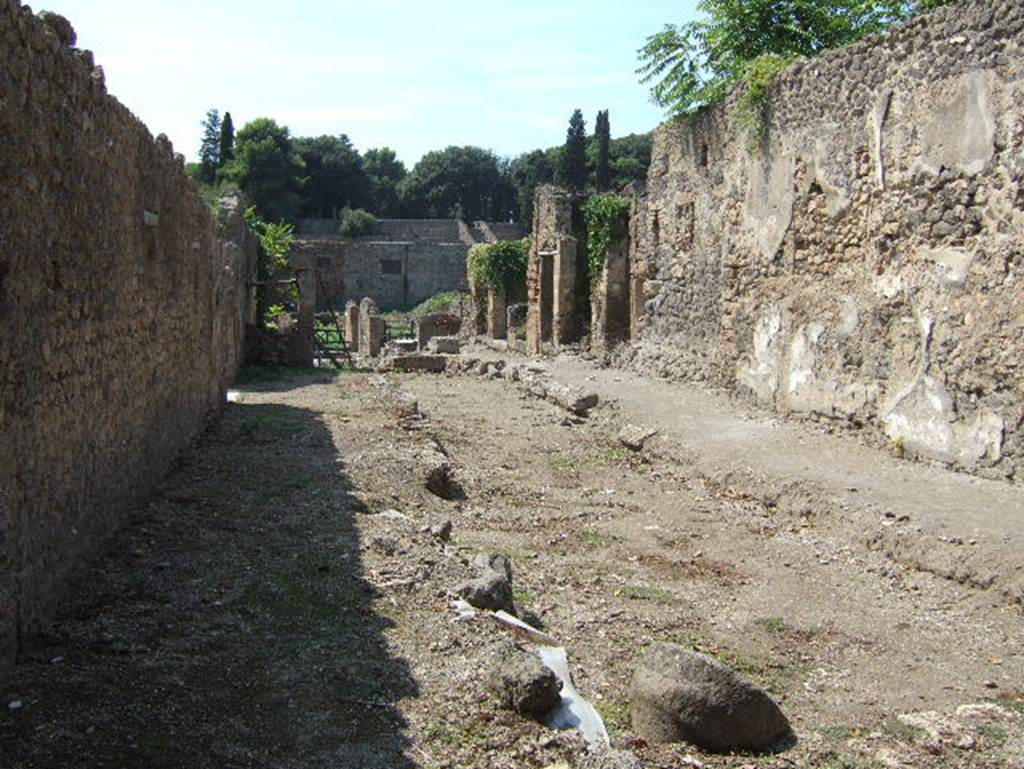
[919,247,974,289]
[838,296,860,337]
[874,269,904,299]
[787,322,825,397]
[810,138,852,216]
[918,70,995,176]
[882,375,1004,466]
[736,306,784,404]
[744,149,795,261]
[870,89,892,189]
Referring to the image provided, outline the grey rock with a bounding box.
[430,519,453,542]
[630,642,793,753]
[473,553,513,582]
[37,11,76,46]
[458,553,516,613]
[619,424,658,451]
[489,643,561,717]
[546,381,599,415]
[457,571,515,613]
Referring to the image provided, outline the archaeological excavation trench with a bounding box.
[2,2,1023,769]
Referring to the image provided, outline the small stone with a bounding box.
[457,554,516,613]
[430,519,453,542]
[489,642,561,718]
[618,424,658,451]
[7,700,23,710]
[371,536,399,556]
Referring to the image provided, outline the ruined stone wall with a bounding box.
[627,0,1024,479]
[0,4,259,673]
[294,219,523,311]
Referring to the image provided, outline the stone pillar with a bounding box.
[487,289,507,340]
[291,255,316,366]
[552,236,576,346]
[344,302,360,352]
[467,253,488,337]
[506,303,527,352]
[591,236,630,355]
[359,297,383,357]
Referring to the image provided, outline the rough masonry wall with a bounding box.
[627,0,1024,479]
[0,4,258,673]
[295,219,524,311]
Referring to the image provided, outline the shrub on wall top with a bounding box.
[339,207,379,238]
[469,238,530,294]
[582,193,631,283]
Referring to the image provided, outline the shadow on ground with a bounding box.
[0,400,418,769]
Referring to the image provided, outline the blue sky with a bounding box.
[37,1,698,166]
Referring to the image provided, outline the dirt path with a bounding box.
[1,363,1021,769]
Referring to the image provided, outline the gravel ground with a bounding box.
[1,361,1021,769]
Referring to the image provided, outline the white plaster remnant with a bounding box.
[882,375,1004,466]
[744,149,795,261]
[871,89,892,189]
[736,306,783,404]
[787,322,825,397]
[919,247,974,289]
[838,296,860,337]
[918,70,995,176]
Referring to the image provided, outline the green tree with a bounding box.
[609,132,653,190]
[221,118,305,223]
[363,147,407,217]
[294,134,370,219]
[594,110,611,191]
[637,0,953,117]
[558,109,587,193]
[509,149,555,226]
[219,111,235,168]
[400,146,505,221]
[198,108,221,185]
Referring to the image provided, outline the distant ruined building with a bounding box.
[292,218,525,311]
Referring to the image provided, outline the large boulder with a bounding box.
[630,642,793,753]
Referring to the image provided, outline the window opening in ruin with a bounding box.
[699,142,709,168]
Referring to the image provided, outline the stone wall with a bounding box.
[0,5,259,673]
[294,219,524,311]
[625,0,1024,479]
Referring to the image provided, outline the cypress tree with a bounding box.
[198,108,221,184]
[219,111,235,167]
[559,109,587,193]
[595,109,611,191]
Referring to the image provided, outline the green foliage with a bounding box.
[408,291,463,319]
[468,238,530,294]
[637,0,946,119]
[400,145,510,221]
[558,109,587,193]
[245,206,296,328]
[338,207,379,238]
[736,53,796,145]
[295,134,369,219]
[219,111,235,166]
[594,109,611,191]
[509,149,555,226]
[221,118,305,223]
[363,147,407,218]
[582,193,631,282]
[198,108,221,185]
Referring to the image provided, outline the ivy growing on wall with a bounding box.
[468,238,530,294]
[582,194,631,284]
